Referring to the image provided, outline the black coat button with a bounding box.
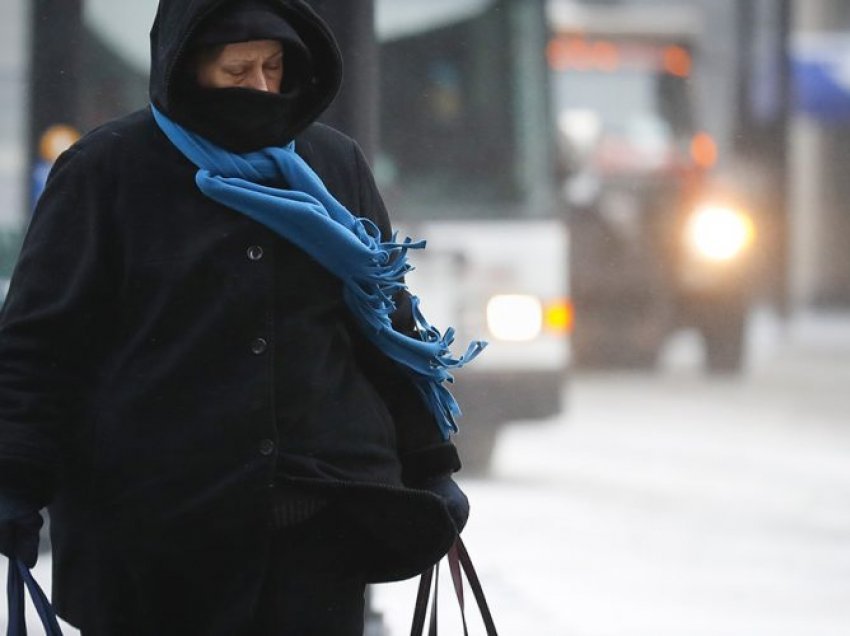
[247,246,264,261]
[259,439,276,456]
[251,338,268,355]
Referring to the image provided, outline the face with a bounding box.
[196,39,284,93]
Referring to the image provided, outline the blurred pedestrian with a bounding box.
[0,1,480,634]
[30,125,81,211]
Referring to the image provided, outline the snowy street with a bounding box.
[374,310,850,635]
[3,311,850,635]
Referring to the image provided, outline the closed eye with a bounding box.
[223,66,248,76]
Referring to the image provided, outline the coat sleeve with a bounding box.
[0,147,116,508]
[348,141,462,485]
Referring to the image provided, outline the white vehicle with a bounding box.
[376,0,572,469]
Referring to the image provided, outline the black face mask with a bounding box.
[171,82,310,154]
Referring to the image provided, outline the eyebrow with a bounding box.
[224,51,284,65]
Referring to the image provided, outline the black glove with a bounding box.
[422,475,470,533]
[0,494,43,569]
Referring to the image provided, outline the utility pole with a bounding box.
[28,0,83,169]
[791,0,850,308]
[773,0,793,316]
[27,0,84,212]
[309,0,379,161]
[733,0,793,315]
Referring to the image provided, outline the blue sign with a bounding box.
[793,33,850,123]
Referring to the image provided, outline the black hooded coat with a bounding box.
[0,1,461,633]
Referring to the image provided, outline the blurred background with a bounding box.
[2,0,850,634]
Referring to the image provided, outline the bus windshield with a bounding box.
[376,1,556,221]
[79,2,152,131]
[84,0,156,73]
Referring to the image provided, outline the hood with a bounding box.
[149,0,343,150]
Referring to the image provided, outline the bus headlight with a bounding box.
[486,294,543,342]
[685,204,755,262]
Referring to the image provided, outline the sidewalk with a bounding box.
[2,311,849,635]
[374,310,850,635]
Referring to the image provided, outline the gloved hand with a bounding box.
[0,496,43,569]
[421,475,470,533]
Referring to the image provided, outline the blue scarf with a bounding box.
[152,106,485,439]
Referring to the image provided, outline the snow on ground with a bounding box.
[374,310,850,635]
[2,310,849,635]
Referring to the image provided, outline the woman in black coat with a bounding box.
[0,1,473,634]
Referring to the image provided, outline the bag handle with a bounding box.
[411,537,498,636]
[6,558,64,636]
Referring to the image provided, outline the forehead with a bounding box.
[215,39,283,61]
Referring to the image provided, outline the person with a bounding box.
[0,1,481,634]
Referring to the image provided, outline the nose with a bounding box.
[245,67,271,92]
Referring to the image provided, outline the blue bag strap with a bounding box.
[6,559,25,636]
[6,559,64,636]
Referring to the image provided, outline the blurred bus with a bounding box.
[548,0,758,373]
[376,0,571,469]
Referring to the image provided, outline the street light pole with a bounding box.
[309,0,379,161]
[28,0,83,172]
[733,0,793,316]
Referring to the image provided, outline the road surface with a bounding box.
[3,310,850,635]
[373,310,850,635]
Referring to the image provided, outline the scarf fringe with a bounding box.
[341,226,487,438]
[153,106,486,439]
